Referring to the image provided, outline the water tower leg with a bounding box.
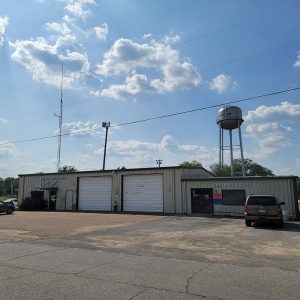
[219,127,222,169]
[238,125,246,176]
[229,129,234,176]
[221,128,224,168]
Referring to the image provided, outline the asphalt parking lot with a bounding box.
[1,212,300,299]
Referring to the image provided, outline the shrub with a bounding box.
[19,197,48,210]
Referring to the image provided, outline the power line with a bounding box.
[110,87,300,128]
[1,2,299,103]
[3,36,300,122]
[0,86,299,147]
[177,2,300,46]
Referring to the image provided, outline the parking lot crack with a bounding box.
[128,287,147,300]
[0,247,63,262]
[75,259,116,276]
[185,265,207,294]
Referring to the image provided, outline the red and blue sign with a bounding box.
[213,193,222,205]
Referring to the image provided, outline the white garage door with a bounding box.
[78,177,112,211]
[123,174,163,212]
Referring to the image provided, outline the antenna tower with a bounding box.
[55,63,64,171]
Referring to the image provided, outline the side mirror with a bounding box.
[278,202,285,206]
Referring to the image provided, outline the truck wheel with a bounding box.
[277,221,283,228]
[245,220,251,227]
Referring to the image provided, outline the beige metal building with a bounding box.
[18,167,299,218]
[19,166,213,214]
[182,176,299,219]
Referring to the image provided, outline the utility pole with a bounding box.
[156,159,162,168]
[102,122,110,170]
[55,63,64,171]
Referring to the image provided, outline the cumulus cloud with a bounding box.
[63,0,96,19]
[91,135,215,168]
[93,38,201,99]
[142,33,153,39]
[94,74,154,100]
[294,50,300,68]
[93,23,108,41]
[46,22,71,35]
[297,158,300,168]
[209,74,236,94]
[0,16,9,46]
[0,140,20,159]
[244,102,300,159]
[62,121,103,136]
[162,34,181,44]
[9,34,90,87]
[245,101,300,122]
[0,118,7,124]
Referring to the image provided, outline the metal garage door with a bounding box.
[123,174,163,212]
[78,177,112,211]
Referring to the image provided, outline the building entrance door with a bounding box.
[191,188,213,214]
[49,190,57,210]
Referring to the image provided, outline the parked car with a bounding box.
[0,201,15,214]
[244,195,285,227]
[3,199,15,206]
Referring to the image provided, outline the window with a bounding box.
[247,196,277,206]
[222,190,246,206]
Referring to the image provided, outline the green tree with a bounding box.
[58,165,78,172]
[116,166,126,170]
[210,158,274,177]
[209,163,231,176]
[179,160,203,168]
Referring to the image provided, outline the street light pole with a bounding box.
[102,122,110,170]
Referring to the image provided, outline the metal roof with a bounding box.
[19,165,214,177]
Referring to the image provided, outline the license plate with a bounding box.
[259,208,266,213]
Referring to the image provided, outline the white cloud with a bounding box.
[245,122,292,135]
[244,102,300,159]
[296,158,300,168]
[0,117,7,124]
[62,121,103,136]
[46,22,71,35]
[91,135,216,169]
[0,140,20,159]
[209,74,236,94]
[0,16,9,46]
[93,38,201,99]
[162,34,181,44]
[93,23,108,41]
[294,50,300,68]
[94,74,154,100]
[143,33,152,39]
[245,101,300,122]
[9,34,90,87]
[63,0,96,19]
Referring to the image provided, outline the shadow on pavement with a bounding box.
[253,222,300,232]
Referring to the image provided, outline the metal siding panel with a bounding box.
[123,174,163,212]
[78,177,112,211]
[184,178,296,217]
[163,170,175,213]
[175,169,182,213]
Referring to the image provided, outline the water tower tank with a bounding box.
[217,106,244,130]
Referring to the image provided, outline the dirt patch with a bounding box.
[0,230,39,241]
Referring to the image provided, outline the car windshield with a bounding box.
[247,196,277,206]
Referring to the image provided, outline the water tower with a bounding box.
[217,106,245,176]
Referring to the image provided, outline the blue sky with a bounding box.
[0,0,300,177]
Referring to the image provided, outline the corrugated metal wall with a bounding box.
[182,177,297,218]
[19,168,210,213]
